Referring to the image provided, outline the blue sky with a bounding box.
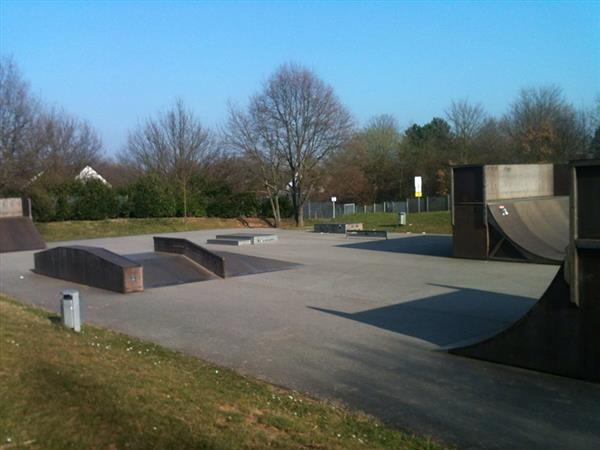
[1,1,599,156]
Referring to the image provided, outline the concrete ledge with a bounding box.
[206,238,252,246]
[314,223,363,234]
[346,230,388,239]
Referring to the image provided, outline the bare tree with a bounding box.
[251,64,353,226]
[224,102,287,226]
[36,108,103,179]
[0,56,40,193]
[445,99,487,164]
[1,57,103,192]
[122,99,215,217]
[502,86,586,162]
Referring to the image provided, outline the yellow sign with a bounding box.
[415,192,422,198]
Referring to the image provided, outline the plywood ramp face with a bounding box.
[487,197,569,264]
[0,217,46,253]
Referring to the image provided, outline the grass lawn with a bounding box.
[36,217,244,242]
[284,211,452,235]
[35,212,450,243]
[0,295,447,449]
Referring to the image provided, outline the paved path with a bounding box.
[1,229,599,449]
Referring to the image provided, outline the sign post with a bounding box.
[331,196,337,219]
[414,176,422,213]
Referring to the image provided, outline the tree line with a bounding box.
[1,56,598,225]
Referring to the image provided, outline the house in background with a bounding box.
[75,165,111,186]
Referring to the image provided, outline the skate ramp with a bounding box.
[487,196,569,264]
[34,246,143,293]
[154,236,299,278]
[449,265,599,382]
[452,164,569,264]
[0,197,45,253]
[125,252,217,288]
[450,161,600,383]
[0,217,46,253]
[216,251,300,277]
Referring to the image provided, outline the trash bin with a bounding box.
[61,289,81,332]
[398,212,407,226]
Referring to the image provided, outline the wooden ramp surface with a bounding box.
[0,217,46,253]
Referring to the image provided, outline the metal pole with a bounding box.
[418,197,421,213]
[426,196,429,212]
[332,201,336,219]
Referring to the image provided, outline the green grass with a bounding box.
[36,217,245,242]
[286,211,452,234]
[0,295,448,449]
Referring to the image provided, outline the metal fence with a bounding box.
[303,195,450,220]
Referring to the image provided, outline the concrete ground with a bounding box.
[1,228,599,449]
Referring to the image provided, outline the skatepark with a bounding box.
[1,162,599,449]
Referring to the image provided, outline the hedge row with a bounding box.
[26,175,292,222]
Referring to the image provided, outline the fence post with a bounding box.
[426,196,429,212]
[406,198,409,214]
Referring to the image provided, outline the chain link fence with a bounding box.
[303,195,450,220]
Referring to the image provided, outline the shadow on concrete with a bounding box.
[309,284,536,347]
[337,235,453,257]
[293,339,600,450]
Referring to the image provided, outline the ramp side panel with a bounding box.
[487,197,568,264]
[452,204,488,259]
[154,237,226,278]
[34,246,143,293]
[450,266,600,383]
[0,217,46,253]
[0,198,24,217]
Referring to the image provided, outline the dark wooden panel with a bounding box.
[452,166,484,203]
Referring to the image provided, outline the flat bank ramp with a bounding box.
[449,265,600,383]
[487,196,568,264]
[125,252,217,288]
[0,217,46,253]
[154,237,299,278]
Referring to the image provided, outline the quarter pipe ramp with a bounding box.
[487,196,569,264]
[452,164,569,264]
[450,160,600,383]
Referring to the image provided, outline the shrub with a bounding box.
[26,185,55,222]
[71,180,117,220]
[129,174,176,218]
